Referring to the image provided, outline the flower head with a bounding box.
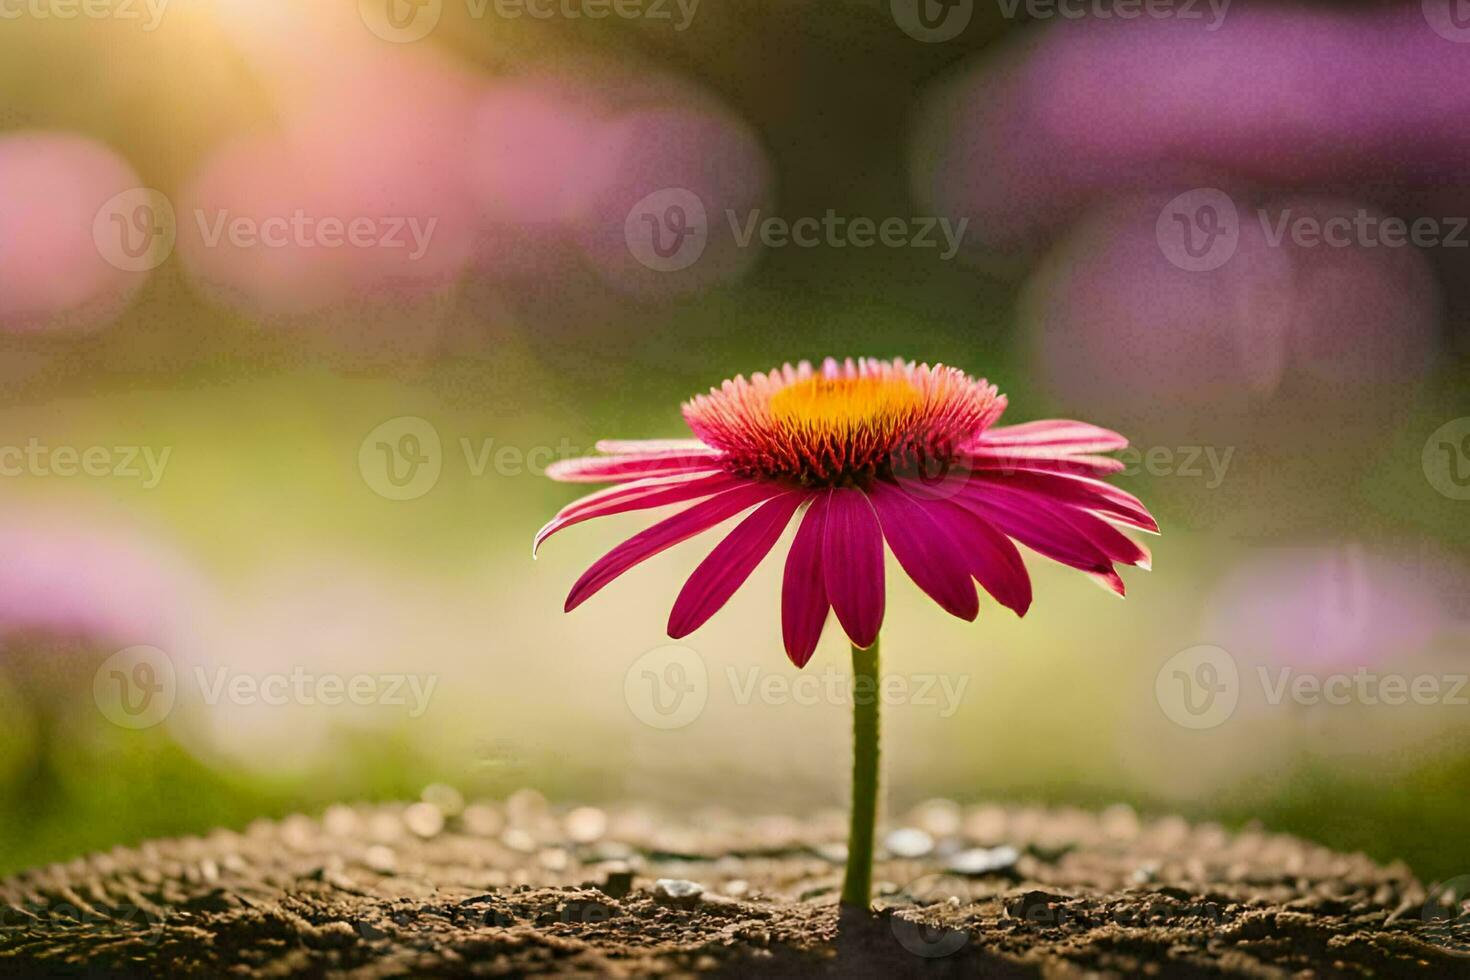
[537,357,1158,666]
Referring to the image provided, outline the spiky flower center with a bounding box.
[683,358,1006,487]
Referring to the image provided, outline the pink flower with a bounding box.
[537,358,1157,666]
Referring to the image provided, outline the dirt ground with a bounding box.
[2,795,1467,977]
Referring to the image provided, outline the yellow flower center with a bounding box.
[768,376,922,439]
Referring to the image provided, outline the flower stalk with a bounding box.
[840,636,880,910]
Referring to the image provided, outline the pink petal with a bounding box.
[822,487,885,649]
[782,494,831,668]
[966,449,1125,478]
[534,472,740,556]
[868,483,978,621]
[971,470,1159,533]
[972,419,1129,454]
[564,481,784,611]
[1087,567,1128,598]
[545,449,723,483]
[595,438,711,454]
[668,492,808,639]
[924,498,1034,617]
[954,487,1114,574]
[976,487,1146,570]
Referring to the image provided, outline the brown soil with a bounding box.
[2,797,1466,978]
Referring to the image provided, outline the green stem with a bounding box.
[841,636,880,910]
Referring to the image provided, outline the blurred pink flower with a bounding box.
[0,132,150,333]
[912,6,1470,259]
[1203,544,1454,668]
[0,505,200,653]
[1020,192,1440,434]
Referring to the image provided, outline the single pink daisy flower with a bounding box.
[536,357,1158,667]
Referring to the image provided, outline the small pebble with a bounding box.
[404,803,445,839]
[565,806,607,844]
[462,804,503,837]
[885,828,935,859]
[367,812,403,843]
[722,879,749,898]
[911,798,962,838]
[654,878,704,902]
[506,788,549,827]
[323,805,361,838]
[945,845,1020,877]
[421,784,465,817]
[363,846,397,873]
